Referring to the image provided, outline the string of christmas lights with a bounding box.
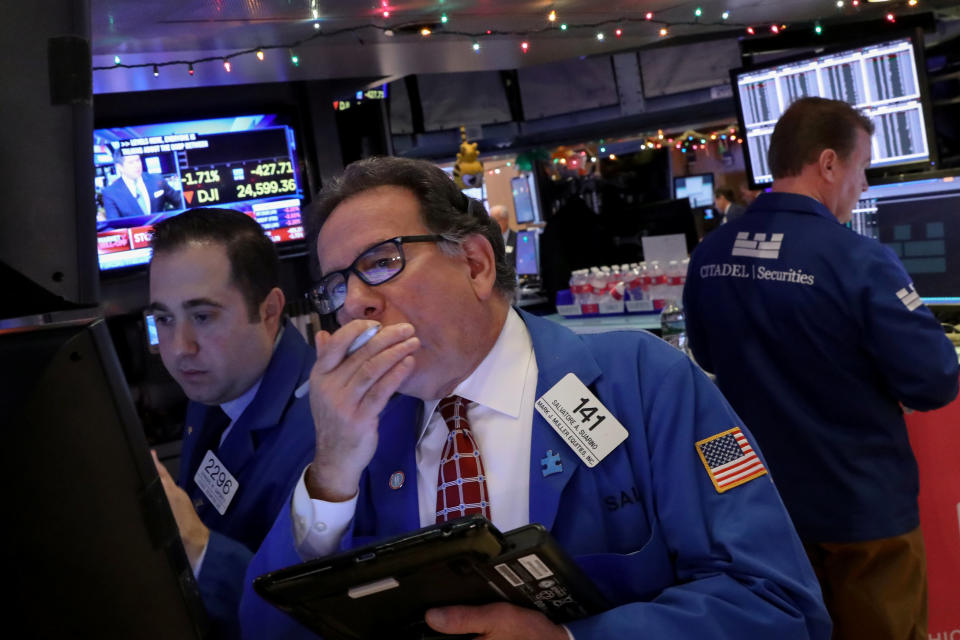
[547,124,743,167]
[94,1,926,76]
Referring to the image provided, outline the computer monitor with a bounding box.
[515,230,540,276]
[850,173,960,304]
[732,34,937,188]
[673,173,715,210]
[1,318,207,637]
[512,175,540,224]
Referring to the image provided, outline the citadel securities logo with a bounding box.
[731,231,784,259]
[699,262,815,286]
[698,230,815,287]
[896,284,923,312]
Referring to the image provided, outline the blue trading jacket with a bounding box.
[179,322,317,636]
[240,310,830,639]
[684,192,959,543]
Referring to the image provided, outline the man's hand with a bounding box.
[425,603,570,640]
[305,320,420,502]
[151,450,209,571]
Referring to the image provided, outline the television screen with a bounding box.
[515,229,540,276]
[94,113,306,271]
[849,173,960,304]
[733,35,936,188]
[673,173,715,209]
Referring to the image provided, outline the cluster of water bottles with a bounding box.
[567,259,689,353]
[567,259,689,308]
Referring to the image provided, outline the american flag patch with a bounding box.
[695,427,767,493]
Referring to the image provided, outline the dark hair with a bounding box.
[113,147,138,166]
[150,208,280,321]
[768,97,875,180]
[311,156,516,295]
[714,187,736,202]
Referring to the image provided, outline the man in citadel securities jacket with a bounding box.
[684,97,959,640]
[147,207,316,637]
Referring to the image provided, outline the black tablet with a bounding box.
[253,515,608,640]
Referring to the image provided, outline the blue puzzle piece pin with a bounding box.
[541,450,563,477]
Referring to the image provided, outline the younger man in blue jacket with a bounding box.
[148,208,316,636]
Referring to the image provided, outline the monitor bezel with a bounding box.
[730,28,939,190]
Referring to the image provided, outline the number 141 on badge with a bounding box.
[535,373,628,467]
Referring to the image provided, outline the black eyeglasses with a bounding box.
[306,235,445,315]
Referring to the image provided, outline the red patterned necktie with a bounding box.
[435,395,492,522]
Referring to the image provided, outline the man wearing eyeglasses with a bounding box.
[241,157,830,639]
[147,208,317,637]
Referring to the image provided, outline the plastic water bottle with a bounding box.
[589,268,607,304]
[569,269,587,306]
[625,264,644,301]
[639,262,652,300]
[666,260,683,305]
[660,299,687,352]
[649,261,668,309]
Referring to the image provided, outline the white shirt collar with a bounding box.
[452,307,532,419]
[418,307,532,437]
[122,175,143,193]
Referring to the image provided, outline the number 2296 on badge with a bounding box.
[535,373,628,467]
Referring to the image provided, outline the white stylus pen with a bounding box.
[294,324,381,399]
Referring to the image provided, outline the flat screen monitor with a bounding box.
[94,113,307,271]
[732,35,937,188]
[515,230,539,276]
[673,173,715,210]
[512,175,539,224]
[849,173,960,304]
[0,318,206,637]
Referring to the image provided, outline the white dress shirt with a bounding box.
[291,307,539,558]
[289,311,576,639]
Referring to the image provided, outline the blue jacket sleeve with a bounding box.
[859,246,959,410]
[567,356,831,639]
[198,530,253,639]
[239,502,317,640]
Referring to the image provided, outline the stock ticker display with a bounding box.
[94,114,305,271]
[736,37,933,185]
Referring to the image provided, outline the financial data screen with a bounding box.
[736,38,932,185]
[94,114,305,271]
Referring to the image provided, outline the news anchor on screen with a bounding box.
[103,148,182,220]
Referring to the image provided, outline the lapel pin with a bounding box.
[388,471,405,490]
[541,450,563,477]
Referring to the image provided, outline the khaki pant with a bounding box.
[804,527,927,640]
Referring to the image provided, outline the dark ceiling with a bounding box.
[89,0,960,94]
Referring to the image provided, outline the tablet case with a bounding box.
[253,515,608,640]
